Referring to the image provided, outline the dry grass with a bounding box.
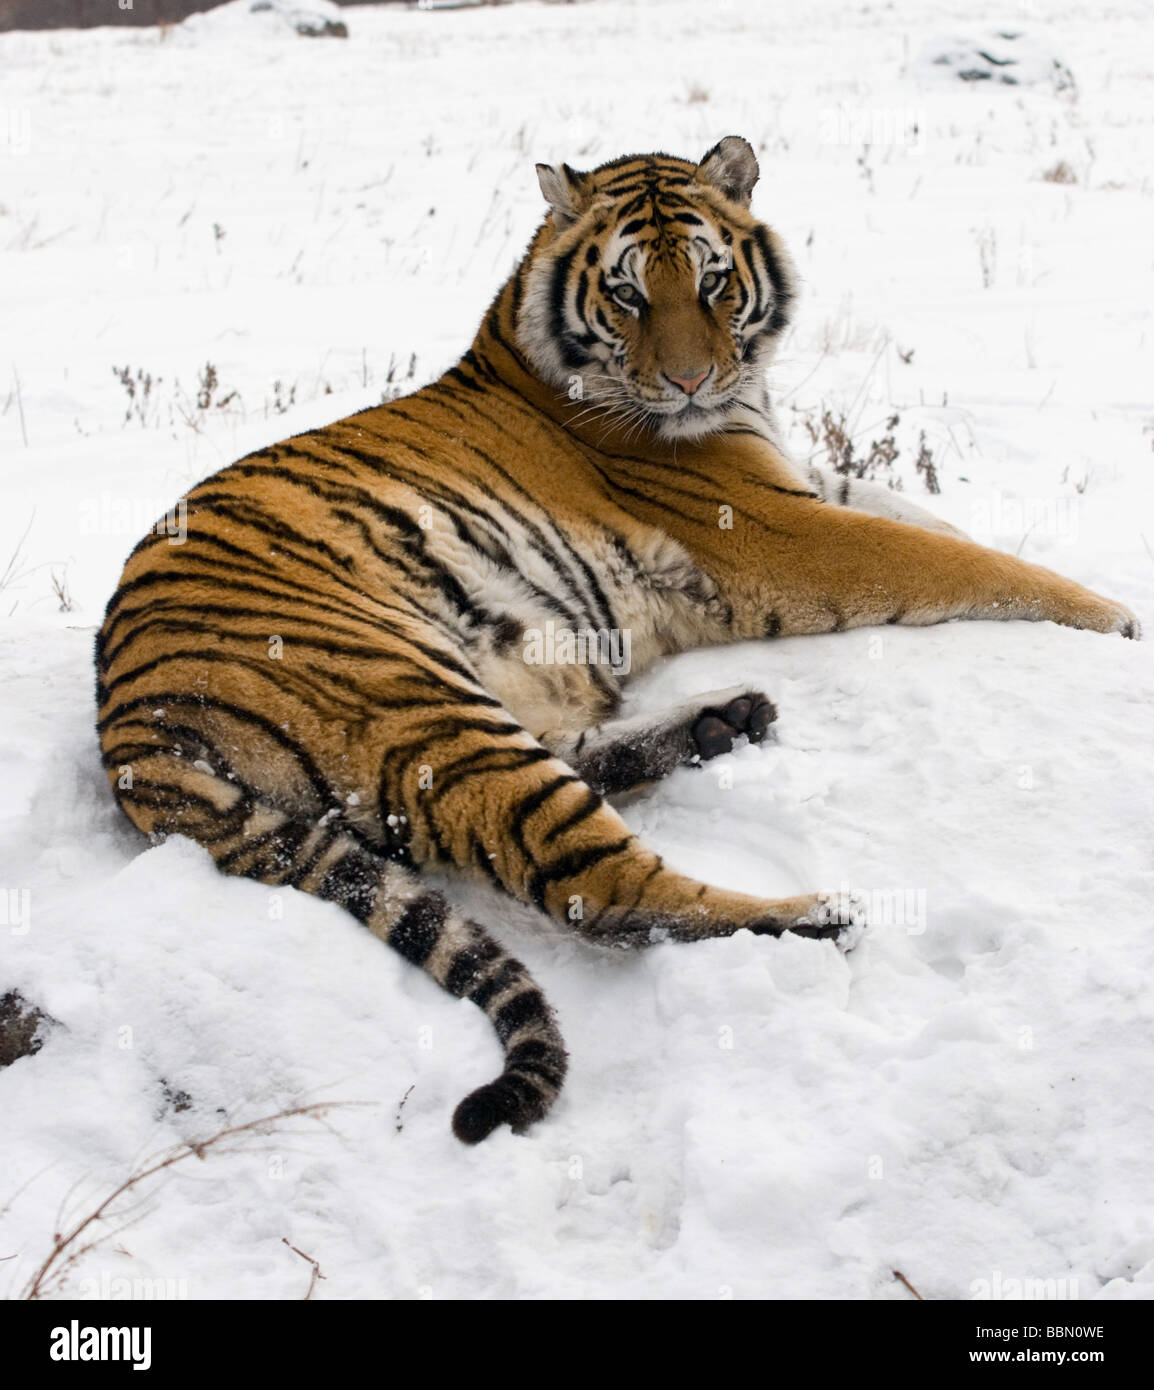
[792,401,944,496]
[380,351,419,403]
[17,1102,360,1300]
[914,430,941,494]
[1041,159,1077,185]
[282,1237,326,1300]
[50,568,73,612]
[800,405,902,487]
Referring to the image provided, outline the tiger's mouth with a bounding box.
[627,372,741,439]
[608,396,730,442]
[573,361,745,440]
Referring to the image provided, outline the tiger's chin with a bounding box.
[652,402,733,441]
[621,388,744,442]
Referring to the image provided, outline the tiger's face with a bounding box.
[517,136,796,442]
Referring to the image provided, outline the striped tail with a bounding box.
[313,839,569,1144]
[108,756,567,1143]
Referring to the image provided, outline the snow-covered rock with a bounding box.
[251,0,348,38]
[179,0,348,40]
[911,31,1075,92]
[0,990,54,1071]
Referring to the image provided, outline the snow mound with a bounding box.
[178,0,348,41]
[911,31,1075,92]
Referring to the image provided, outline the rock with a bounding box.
[249,0,348,37]
[0,990,54,1070]
[911,31,1075,94]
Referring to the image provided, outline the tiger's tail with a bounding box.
[309,831,569,1145]
[107,756,567,1144]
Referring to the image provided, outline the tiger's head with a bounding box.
[517,136,796,442]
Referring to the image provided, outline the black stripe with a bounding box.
[445,935,502,998]
[507,772,580,843]
[388,893,448,966]
[469,959,525,1012]
[505,1039,566,1085]
[317,849,380,922]
[540,784,602,845]
[494,990,547,1044]
[525,835,634,910]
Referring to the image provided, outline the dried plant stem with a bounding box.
[893,1268,925,1300]
[282,1237,326,1300]
[22,1102,353,1300]
[12,366,28,447]
[395,1083,416,1133]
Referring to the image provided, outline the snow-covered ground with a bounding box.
[2,0,1153,1301]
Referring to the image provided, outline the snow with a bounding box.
[2,0,1153,1300]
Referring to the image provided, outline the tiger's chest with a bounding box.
[418,505,731,736]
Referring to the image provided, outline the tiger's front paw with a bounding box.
[1110,604,1141,640]
[790,889,867,951]
[1066,592,1140,638]
[691,687,777,761]
[747,890,867,952]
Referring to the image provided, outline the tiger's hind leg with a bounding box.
[371,697,847,949]
[538,685,777,794]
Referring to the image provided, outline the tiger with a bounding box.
[95,136,1139,1144]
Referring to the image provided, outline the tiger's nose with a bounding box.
[665,368,710,396]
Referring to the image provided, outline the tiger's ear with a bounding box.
[535,162,589,230]
[695,136,760,207]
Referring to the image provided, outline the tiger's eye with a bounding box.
[700,270,729,295]
[612,283,644,309]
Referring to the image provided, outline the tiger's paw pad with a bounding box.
[691,690,777,761]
